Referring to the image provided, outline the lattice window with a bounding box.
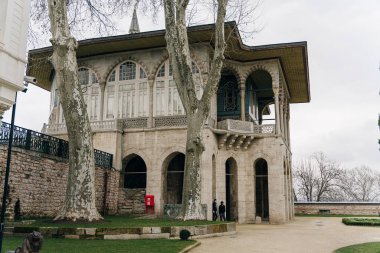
[154,60,202,116]
[140,67,147,79]
[78,68,89,85]
[155,81,165,116]
[106,61,148,119]
[106,86,115,119]
[224,81,237,111]
[138,82,148,116]
[119,61,136,80]
[169,64,173,76]
[108,70,116,82]
[157,65,165,77]
[91,72,98,84]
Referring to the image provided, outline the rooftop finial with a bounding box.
[129,8,140,34]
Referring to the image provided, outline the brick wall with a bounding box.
[0,145,120,218]
[295,202,380,215]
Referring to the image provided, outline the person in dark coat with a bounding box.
[212,199,218,221]
[219,201,226,221]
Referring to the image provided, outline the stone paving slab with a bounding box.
[190,217,380,253]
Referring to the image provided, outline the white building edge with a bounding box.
[0,0,30,122]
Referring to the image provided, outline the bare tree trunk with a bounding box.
[47,0,102,221]
[164,0,227,220]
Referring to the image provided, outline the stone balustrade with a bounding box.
[42,117,276,139]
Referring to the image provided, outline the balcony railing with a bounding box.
[217,119,275,135]
[1,122,113,168]
[42,116,275,136]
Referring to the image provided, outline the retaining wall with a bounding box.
[0,146,120,218]
[295,202,380,215]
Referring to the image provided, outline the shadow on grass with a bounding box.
[3,237,196,253]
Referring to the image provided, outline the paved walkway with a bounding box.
[191,217,380,253]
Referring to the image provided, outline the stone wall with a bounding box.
[0,145,120,218]
[117,189,146,214]
[295,202,380,215]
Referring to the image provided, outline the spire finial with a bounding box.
[129,8,140,34]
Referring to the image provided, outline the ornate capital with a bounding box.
[0,103,11,117]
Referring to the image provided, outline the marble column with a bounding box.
[148,79,154,128]
[240,85,246,121]
[99,81,106,121]
[273,88,281,135]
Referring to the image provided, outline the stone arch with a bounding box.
[77,63,101,83]
[104,56,149,82]
[152,55,206,78]
[124,148,151,170]
[151,54,169,80]
[251,152,274,168]
[225,157,238,221]
[161,151,186,205]
[243,64,277,86]
[222,62,242,85]
[122,153,147,189]
[189,53,207,75]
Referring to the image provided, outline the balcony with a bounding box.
[213,119,275,151]
[42,117,275,151]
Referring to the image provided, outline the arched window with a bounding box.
[78,67,100,121]
[105,61,148,119]
[154,60,203,116]
[124,155,147,189]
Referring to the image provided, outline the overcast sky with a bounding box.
[3,0,380,169]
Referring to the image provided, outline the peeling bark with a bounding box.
[164,0,228,220]
[47,0,102,221]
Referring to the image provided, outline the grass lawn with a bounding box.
[15,215,224,228]
[334,242,380,253]
[342,218,380,226]
[2,237,196,253]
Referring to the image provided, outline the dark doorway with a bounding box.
[166,153,185,204]
[255,158,269,220]
[225,158,237,221]
[123,155,147,188]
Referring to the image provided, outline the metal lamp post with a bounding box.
[0,86,27,253]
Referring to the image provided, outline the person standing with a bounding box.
[219,201,226,221]
[212,199,218,221]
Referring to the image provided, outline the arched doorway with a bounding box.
[255,158,269,220]
[225,158,238,221]
[166,153,185,204]
[123,155,147,189]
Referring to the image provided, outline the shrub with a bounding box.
[342,218,380,226]
[179,229,191,240]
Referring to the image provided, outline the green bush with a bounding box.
[342,218,380,226]
[179,229,191,240]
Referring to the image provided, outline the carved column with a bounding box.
[239,84,246,121]
[273,88,281,135]
[99,81,106,121]
[148,79,154,128]
[279,87,284,136]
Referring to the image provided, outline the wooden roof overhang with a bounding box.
[27,21,310,103]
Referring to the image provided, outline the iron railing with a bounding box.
[0,122,113,168]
